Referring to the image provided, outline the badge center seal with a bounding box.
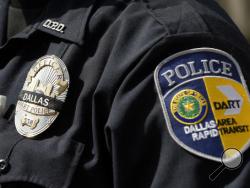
[171,89,208,125]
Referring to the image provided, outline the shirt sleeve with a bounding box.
[102,32,250,188]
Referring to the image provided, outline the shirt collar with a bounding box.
[3,0,96,45]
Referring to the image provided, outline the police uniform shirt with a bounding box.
[7,0,48,39]
[0,0,249,187]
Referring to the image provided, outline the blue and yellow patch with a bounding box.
[154,48,250,161]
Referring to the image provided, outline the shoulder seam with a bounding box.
[140,0,169,36]
[139,0,209,36]
[186,0,211,33]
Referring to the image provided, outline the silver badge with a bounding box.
[15,55,70,137]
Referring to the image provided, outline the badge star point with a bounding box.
[184,101,194,112]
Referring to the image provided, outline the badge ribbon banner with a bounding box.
[154,48,250,161]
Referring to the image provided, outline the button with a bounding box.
[0,159,9,174]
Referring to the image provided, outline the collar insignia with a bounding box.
[42,19,66,33]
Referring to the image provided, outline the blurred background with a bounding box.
[217,0,250,41]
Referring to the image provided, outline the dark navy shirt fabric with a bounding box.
[0,0,249,187]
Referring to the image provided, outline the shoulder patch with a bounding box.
[15,55,70,138]
[154,48,250,161]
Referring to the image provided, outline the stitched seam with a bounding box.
[176,2,184,34]
[140,0,169,35]
[184,1,209,32]
[0,175,55,188]
[186,0,212,33]
[60,42,71,59]
[77,0,98,43]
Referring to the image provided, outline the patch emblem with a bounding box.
[154,48,250,161]
[171,89,208,125]
[15,55,69,137]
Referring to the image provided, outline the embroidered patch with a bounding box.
[154,48,250,161]
[15,55,70,138]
